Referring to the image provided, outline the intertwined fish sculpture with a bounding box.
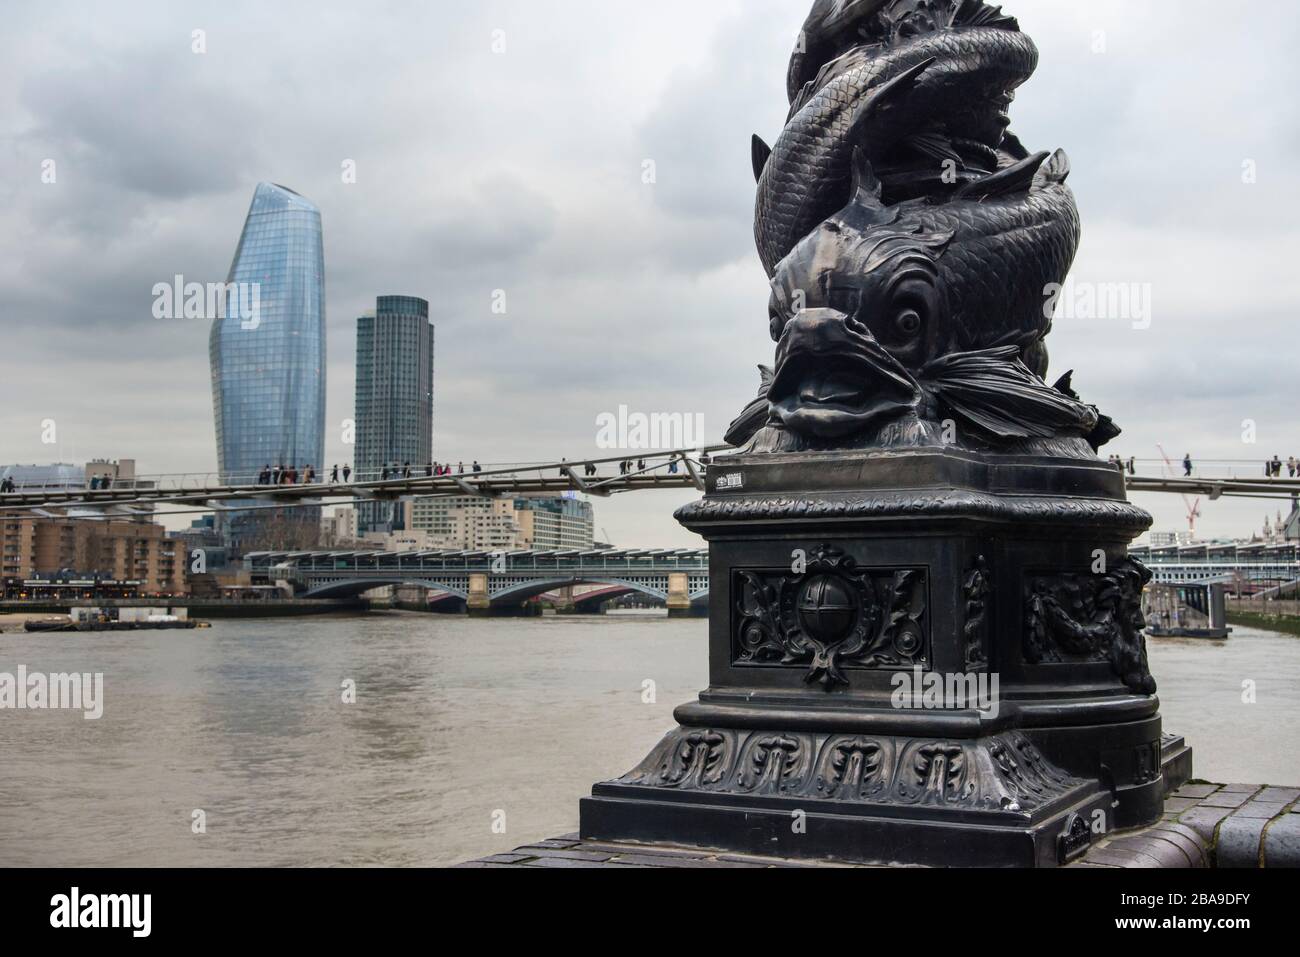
[729,0,1116,455]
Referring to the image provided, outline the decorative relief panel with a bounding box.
[962,554,991,671]
[733,545,928,689]
[1023,557,1157,694]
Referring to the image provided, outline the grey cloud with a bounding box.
[0,0,1298,545]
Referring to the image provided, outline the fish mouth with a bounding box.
[768,309,921,439]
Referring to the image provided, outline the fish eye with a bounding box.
[768,289,786,341]
[895,309,922,337]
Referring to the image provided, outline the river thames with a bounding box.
[0,613,1297,867]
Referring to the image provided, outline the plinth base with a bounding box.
[582,726,1119,867]
[583,448,1169,867]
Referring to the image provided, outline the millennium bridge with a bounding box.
[4,448,1300,518]
[0,448,721,517]
[6,446,1298,605]
[248,548,711,615]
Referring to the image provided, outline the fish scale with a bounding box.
[905,185,1080,367]
[755,27,1039,277]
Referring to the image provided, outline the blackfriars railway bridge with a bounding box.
[247,540,1300,617]
[1132,541,1300,596]
[247,548,711,616]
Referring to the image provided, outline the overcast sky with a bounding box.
[1,0,1298,546]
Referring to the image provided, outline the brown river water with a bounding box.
[0,612,1296,866]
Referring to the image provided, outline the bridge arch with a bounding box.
[296,575,708,608]
[300,578,471,601]
[487,577,674,605]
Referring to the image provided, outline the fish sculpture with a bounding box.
[729,0,1117,455]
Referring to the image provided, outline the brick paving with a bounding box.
[460,782,1300,869]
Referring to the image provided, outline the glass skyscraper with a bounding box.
[209,183,326,549]
[210,183,326,481]
[355,296,435,533]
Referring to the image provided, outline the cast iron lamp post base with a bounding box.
[581,449,1175,868]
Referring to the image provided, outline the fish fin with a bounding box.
[789,79,816,116]
[915,228,956,257]
[1087,412,1122,452]
[905,131,962,163]
[1035,148,1071,185]
[844,58,934,211]
[725,365,777,447]
[793,48,856,114]
[849,58,935,133]
[953,0,1019,30]
[850,146,884,204]
[921,348,1098,442]
[1052,368,1119,450]
[817,0,890,31]
[954,151,1050,200]
[1000,130,1030,161]
[724,398,771,447]
[751,135,773,184]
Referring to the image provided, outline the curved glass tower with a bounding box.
[210,183,326,486]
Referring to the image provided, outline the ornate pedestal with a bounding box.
[581,450,1171,867]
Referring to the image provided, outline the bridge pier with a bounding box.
[551,585,580,616]
[666,573,693,618]
[466,573,492,617]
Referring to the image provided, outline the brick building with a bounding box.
[1,517,186,595]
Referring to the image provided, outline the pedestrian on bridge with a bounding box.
[403,462,412,479]
[426,462,434,477]
[1289,457,1297,478]
[305,465,316,484]
[343,464,351,483]
[458,462,465,474]
[473,461,482,473]
[381,464,390,481]
[1183,454,1193,477]
[330,465,339,484]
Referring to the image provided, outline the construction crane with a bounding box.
[1156,444,1202,538]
